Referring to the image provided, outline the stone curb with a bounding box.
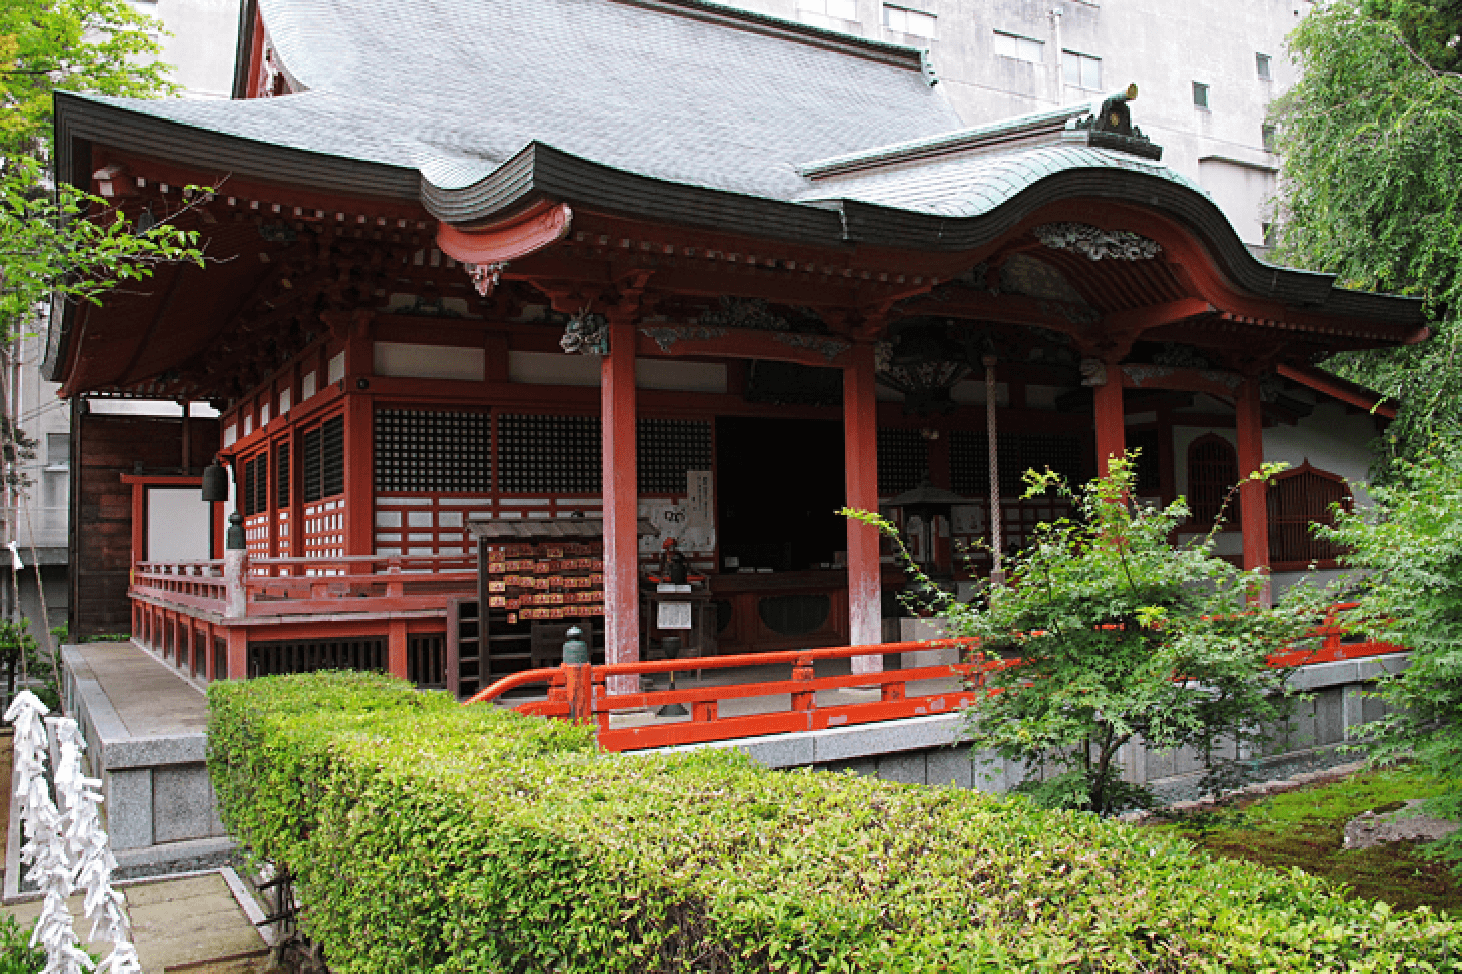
[1119,759,1371,823]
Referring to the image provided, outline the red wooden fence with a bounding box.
[467,604,1404,752]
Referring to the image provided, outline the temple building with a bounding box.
[49,0,1423,697]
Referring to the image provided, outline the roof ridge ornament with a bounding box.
[1065,83,1164,160]
[1034,223,1162,261]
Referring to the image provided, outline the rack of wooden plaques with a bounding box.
[467,515,661,685]
[482,541,607,677]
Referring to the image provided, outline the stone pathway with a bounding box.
[2,873,269,973]
[1,728,270,973]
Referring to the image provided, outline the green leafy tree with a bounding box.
[1271,0,1462,462]
[1,0,200,343]
[849,456,1326,814]
[1323,441,1462,866]
[0,0,178,157]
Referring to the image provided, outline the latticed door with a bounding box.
[1267,461,1351,569]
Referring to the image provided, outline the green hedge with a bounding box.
[208,672,1460,973]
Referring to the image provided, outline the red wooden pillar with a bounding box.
[388,619,409,680]
[344,393,374,556]
[1093,359,1126,477]
[226,627,248,680]
[844,341,882,672]
[1234,375,1271,599]
[601,316,640,694]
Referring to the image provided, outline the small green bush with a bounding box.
[208,671,1462,973]
[0,914,44,974]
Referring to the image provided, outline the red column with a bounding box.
[388,619,409,680]
[344,393,374,556]
[843,341,882,673]
[1234,376,1271,599]
[601,317,640,694]
[1093,359,1126,477]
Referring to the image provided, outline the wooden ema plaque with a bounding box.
[484,541,606,623]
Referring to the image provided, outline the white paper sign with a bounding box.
[657,601,692,629]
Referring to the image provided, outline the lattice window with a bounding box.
[276,442,290,507]
[951,432,1084,496]
[240,452,268,515]
[1129,428,1162,495]
[498,414,601,494]
[1187,434,1238,525]
[302,414,345,503]
[374,408,491,493]
[302,498,346,561]
[638,419,712,495]
[878,428,927,495]
[1268,461,1351,569]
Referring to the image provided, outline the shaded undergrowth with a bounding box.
[1149,768,1462,914]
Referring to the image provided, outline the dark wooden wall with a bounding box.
[70,407,219,639]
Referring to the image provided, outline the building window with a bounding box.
[1062,50,1102,89]
[1187,434,1238,526]
[798,0,857,23]
[1256,51,1272,80]
[1261,123,1278,152]
[884,4,936,38]
[1193,81,1211,110]
[45,432,70,470]
[241,452,269,516]
[1268,462,1351,569]
[994,30,1044,63]
[302,414,345,503]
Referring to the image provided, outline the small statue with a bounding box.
[1079,357,1108,387]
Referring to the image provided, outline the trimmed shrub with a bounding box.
[208,672,1461,973]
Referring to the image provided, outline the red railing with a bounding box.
[133,560,228,615]
[242,554,475,616]
[467,604,1406,752]
[131,553,478,620]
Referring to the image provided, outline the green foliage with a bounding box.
[1322,440,1462,867]
[0,157,205,338]
[0,618,57,711]
[0,913,44,974]
[851,455,1328,816]
[1272,0,1462,459]
[208,671,1462,972]
[0,0,178,158]
[1152,767,1461,914]
[0,0,201,344]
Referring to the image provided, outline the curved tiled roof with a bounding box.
[84,0,961,205]
[795,143,1211,219]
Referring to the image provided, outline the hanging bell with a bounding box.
[201,459,229,503]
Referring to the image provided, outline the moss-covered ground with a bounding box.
[1148,767,1462,914]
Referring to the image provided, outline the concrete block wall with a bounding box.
[61,646,233,875]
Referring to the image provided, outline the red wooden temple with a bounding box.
[49,0,1423,699]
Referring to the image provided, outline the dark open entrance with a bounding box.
[716,417,846,572]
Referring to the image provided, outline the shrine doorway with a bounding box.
[715,417,846,572]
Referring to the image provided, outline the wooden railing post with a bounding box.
[223,512,248,620]
[791,654,815,712]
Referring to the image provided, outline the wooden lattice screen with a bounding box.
[1267,462,1350,570]
[877,428,928,495]
[1187,434,1238,526]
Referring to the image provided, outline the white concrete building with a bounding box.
[733,0,1306,250]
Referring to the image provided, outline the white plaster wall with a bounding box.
[507,351,730,393]
[1263,401,1380,505]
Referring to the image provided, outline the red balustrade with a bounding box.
[467,607,1407,752]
